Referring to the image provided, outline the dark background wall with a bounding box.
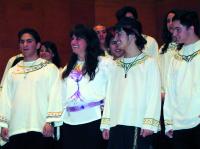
[0,0,199,79]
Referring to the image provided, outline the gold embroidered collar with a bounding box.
[116,54,149,78]
[15,61,50,74]
[174,49,200,62]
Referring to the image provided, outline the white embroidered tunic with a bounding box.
[164,40,200,132]
[0,54,23,91]
[0,58,62,137]
[101,53,161,132]
[61,56,113,125]
[143,35,159,58]
[158,42,178,93]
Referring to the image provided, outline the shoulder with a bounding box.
[98,56,115,67]
[141,53,157,65]
[38,58,59,73]
[143,34,157,43]
[6,54,22,66]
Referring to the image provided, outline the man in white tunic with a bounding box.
[0,28,62,149]
[0,54,23,90]
[164,10,200,149]
[101,17,161,149]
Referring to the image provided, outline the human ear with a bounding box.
[36,43,41,50]
[189,26,194,33]
[128,34,136,41]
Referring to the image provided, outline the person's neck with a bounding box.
[124,45,141,58]
[184,35,199,45]
[101,44,107,51]
[78,55,85,61]
[24,55,39,62]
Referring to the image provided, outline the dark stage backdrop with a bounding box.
[0,0,199,79]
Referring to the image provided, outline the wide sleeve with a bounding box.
[46,64,63,123]
[100,57,115,131]
[100,84,111,131]
[0,71,12,128]
[142,58,161,133]
[0,56,18,89]
[158,45,166,94]
[163,59,174,133]
[144,35,159,58]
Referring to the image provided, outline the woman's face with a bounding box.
[39,45,54,61]
[167,12,175,33]
[71,35,87,60]
[109,38,124,59]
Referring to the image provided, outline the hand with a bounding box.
[102,129,109,140]
[42,122,54,137]
[140,129,153,138]
[1,127,9,141]
[166,129,173,138]
[161,93,165,100]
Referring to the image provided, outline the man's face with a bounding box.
[172,20,190,44]
[115,29,129,50]
[94,25,107,45]
[19,33,40,59]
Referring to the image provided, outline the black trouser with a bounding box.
[60,120,107,149]
[173,124,200,149]
[8,131,54,149]
[152,100,173,149]
[1,143,9,149]
[108,125,153,149]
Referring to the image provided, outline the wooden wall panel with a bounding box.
[95,0,158,45]
[0,0,94,80]
[0,0,199,80]
[95,0,200,45]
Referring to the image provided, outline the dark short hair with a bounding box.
[116,6,138,21]
[173,10,200,36]
[115,17,146,50]
[18,28,41,43]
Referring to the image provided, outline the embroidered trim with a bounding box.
[174,49,200,62]
[101,118,110,125]
[14,61,50,74]
[0,115,8,123]
[66,99,104,112]
[116,55,149,71]
[164,120,173,126]
[68,63,85,102]
[168,42,178,51]
[117,54,148,78]
[143,118,159,127]
[47,112,62,118]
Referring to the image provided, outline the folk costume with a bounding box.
[0,58,62,149]
[101,53,161,149]
[164,40,200,149]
